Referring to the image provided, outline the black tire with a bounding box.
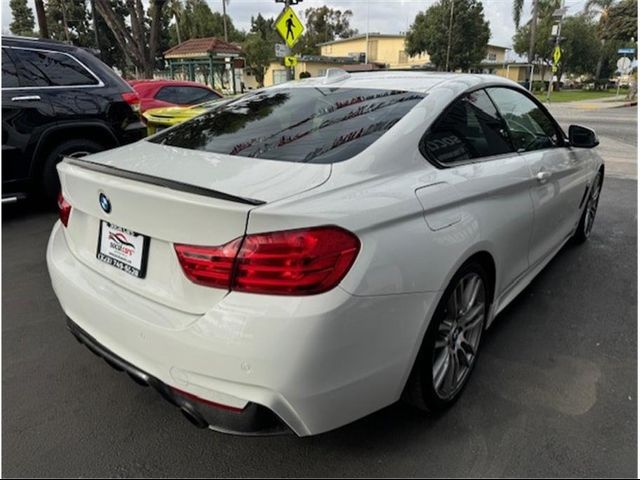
[40,139,106,204]
[403,261,489,412]
[573,171,603,244]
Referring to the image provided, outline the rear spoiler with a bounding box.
[63,156,266,206]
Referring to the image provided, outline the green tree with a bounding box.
[95,0,167,77]
[513,0,560,64]
[242,14,278,88]
[45,0,92,44]
[9,0,35,36]
[560,15,601,76]
[406,0,490,71]
[171,0,243,43]
[603,0,637,41]
[294,6,357,55]
[583,0,617,80]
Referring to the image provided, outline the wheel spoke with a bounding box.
[460,339,475,358]
[433,349,450,390]
[461,303,484,331]
[443,351,457,393]
[464,276,481,312]
[456,347,470,368]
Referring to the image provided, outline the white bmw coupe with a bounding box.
[47,71,604,436]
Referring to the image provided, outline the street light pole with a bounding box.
[445,0,454,71]
[546,1,566,103]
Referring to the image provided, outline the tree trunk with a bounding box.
[61,0,71,42]
[34,0,48,38]
[148,0,167,77]
[595,39,605,80]
[95,0,166,78]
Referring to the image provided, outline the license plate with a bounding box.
[97,221,149,278]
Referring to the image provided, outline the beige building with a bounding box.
[244,56,382,89]
[319,33,430,69]
[244,34,516,89]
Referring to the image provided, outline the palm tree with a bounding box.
[584,0,617,79]
[513,0,540,64]
[584,0,616,20]
[169,0,183,43]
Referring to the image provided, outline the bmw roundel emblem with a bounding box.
[99,193,111,214]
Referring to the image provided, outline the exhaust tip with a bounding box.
[180,407,208,429]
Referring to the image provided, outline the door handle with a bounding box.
[11,95,41,102]
[536,170,552,184]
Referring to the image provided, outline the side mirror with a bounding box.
[568,125,599,148]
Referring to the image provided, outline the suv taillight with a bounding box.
[121,91,141,113]
[175,226,360,295]
[57,192,71,227]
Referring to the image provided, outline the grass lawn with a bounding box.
[533,89,628,103]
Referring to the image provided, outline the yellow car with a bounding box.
[143,98,229,135]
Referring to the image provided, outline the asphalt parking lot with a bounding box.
[2,174,637,477]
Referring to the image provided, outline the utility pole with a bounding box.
[222,0,228,42]
[365,0,370,64]
[527,0,538,64]
[445,0,454,71]
[527,0,539,89]
[546,1,566,103]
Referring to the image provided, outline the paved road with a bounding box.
[2,176,636,477]
[548,105,637,179]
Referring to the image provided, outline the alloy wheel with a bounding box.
[432,272,486,400]
[584,173,602,238]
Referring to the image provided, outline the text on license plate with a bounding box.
[97,221,149,278]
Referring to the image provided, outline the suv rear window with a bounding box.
[10,48,99,87]
[151,87,426,164]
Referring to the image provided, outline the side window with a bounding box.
[11,48,99,87]
[486,87,560,152]
[180,87,219,104]
[2,49,19,88]
[422,89,514,165]
[155,86,182,103]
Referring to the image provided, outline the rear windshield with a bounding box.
[150,87,426,164]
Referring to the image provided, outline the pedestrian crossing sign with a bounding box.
[275,6,304,48]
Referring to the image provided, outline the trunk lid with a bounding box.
[57,141,331,318]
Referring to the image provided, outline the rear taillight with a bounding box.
[57,192,71,227]
[121,91,141,113]
[175,226,360,295]
[175,238,242,289]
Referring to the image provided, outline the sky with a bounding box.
[1,0,589,50]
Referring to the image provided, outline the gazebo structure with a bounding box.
[163,37,244,94]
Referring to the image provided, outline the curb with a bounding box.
[613,101,638,108]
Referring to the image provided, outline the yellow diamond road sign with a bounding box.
[284,56,298,67]
[276,6,304,48]
[553,46,561,65]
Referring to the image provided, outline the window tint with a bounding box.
[2,49,19,88]
[180,87,220,104]
[486,87,560,152]
[11,48,98,87]
[156,86,219,104]
[155,86,180,103]
[422,89,514,165]
[151,87,426,164]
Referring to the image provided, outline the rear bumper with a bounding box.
[47,221,437,436]
[67,318,290,435]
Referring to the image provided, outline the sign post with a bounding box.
[616,56,632,96]
[546,2,566,103]
[274,1,304,81]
